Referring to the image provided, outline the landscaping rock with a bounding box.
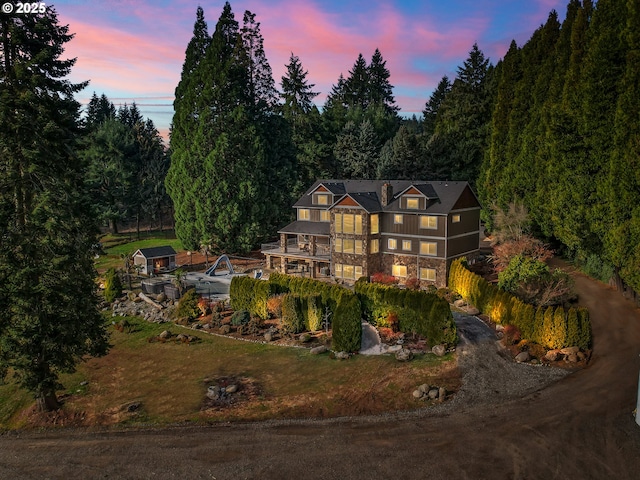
[544,350,562,362]
[264,331,273,342]
[299,333,312,343]
[225,384,238,394]
[334,351,350,360]
[176,334,186,341]
[438,387,447,402]
[387,345,403,353]
[567,353,578,363]
[466,307,480,315]
[159,330,171,339]
[560,346,580,356]
[395,348,413,362]
[515,351,531,363]
[413,389,423,399]
[418,384,430,394]
[310,345,327,355]
[454,299,466,308]
[207,386,221,401]
[495,324,505,332]
[432,345,446,357]
[577,351,586,361]
[219,325,231,334]
[428,388,439,400]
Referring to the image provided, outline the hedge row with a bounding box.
[448,258,591,350]
[252,272,363,352]
[229,276,277,319]
[354,278,458,348]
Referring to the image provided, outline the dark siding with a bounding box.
[452,185,481,210]
[448,208,480,237]
[447,233,480,257]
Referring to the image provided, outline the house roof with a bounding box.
[294,179,479,214]
[134,246,177,259]
[278,220,331,236]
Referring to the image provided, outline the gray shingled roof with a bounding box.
[135,246,177,259]
[278,220,331,236]
[293,179,477,214]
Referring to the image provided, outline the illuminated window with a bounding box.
[420,242,437,256]
[406,198,419,209]
[370,214,379,234]
[370,239,380,254]
[334,238,342,253]
[420,268,436,281]
[335,263,342,276]
[343,239,354,253]
[394,214,403,224]
[298,209,310,221]
[420,215,437,229]
[335,213,342,233]
[343,265,354,279]
[335,213,363,234]
[355,215,362,234]
[402,240,412,251]
[316,194,329,205]
[392,265,407,277]
[320,210,330,222]
[452,214,461,223]
[335,264,363,279]
[388,238,397,250]
[342,214,354,233]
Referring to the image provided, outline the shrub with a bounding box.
[565,307,580,347]
[281,294,304,334]
[104,268,122,303]
[197,297,210,317]
[306,295,323,332]
[332,293,362,352]
[387,311,399,332]
[371,272,397,285]
[267,294,285,318]
[176,288,200,320]
[405,277,420,290]
[577,308,592,350]
[230,309,250,326]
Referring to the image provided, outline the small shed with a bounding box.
[133,246,177,275]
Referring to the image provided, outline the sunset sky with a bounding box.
[54,0,569,140]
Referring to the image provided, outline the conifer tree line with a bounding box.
[168,2,495,255]
[478,0,640,296]
[82,93,171,236]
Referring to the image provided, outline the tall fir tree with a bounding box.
[368,48,398,114]
[0,7,109,410]
[422,75,452,138]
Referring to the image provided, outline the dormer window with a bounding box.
[314,193,330,205]
[406,197,419,209]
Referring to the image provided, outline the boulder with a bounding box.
[495,324,505,332]
[395,348,413,362]
[418,384,430,394]
[176,334,186,341]
[159,330,171,339]
[560,346,580,355]
[219,325,231,334]
[412,389,423,399]
[334,351,350,360]
[264,331,273,342]
[428,388,439,400]
[515,351,531,363]
[207,385,221,400]
[387,345,403,353]
[225,384,238,394]
[577,351,586,361]
[453,299,466,308]
[299,333,312,343]
[567,353,578,363]
[544,350,561,362]
[466,307,480,315]
[432,345,446,357]
[438,386,447,401]
[310,345,328,355]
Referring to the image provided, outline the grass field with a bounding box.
[0,316,459,430]
[95,230,183,273]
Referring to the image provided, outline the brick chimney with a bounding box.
[381,183,393,207]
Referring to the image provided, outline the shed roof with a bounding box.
[134,246,177,259]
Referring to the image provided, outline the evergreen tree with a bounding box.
[334,120,379,178]
[377,123,425,180]
[344,53,370,110]
[368,48,398,114]
[423,75,451,137]
[167,5,211,249]
[85,92,116,131]
[281,53,319,119]
[0,7,109,411]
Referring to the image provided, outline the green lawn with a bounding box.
[95,230,183,273]
[0,316,459,429]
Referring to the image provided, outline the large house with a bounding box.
[262,180,481,288]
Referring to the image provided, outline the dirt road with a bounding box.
[1,262,639,479]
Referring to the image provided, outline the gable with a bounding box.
[315,185,329,193]
[452,185,481,210]
[336,196,360,207]
[405,187,422,196]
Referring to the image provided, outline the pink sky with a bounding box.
[55,0,569,140]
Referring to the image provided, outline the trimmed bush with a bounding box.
[577,308,592,350]
[104,268,122,303]
[332,293,362,352]
[306,294,323,332]
[281,294,304,334]
[176,288,200,320]
[230,276,275,320]
[566,307,580,347]
[230,309,250,326]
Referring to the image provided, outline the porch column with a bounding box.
[280,233,288,253]
[310,236,317,256]
[281,256,286,272]
[309,261,316,278]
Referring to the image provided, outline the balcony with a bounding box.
[261,238,331,260]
